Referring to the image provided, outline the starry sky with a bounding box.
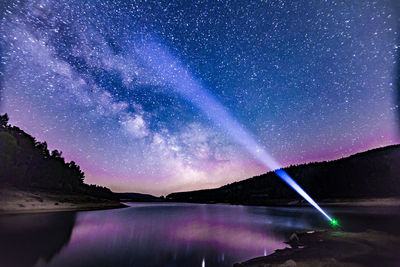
[0,0,399,195]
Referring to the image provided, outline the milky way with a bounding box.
[0,0,399,195]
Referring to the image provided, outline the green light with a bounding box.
[330,218,339,227]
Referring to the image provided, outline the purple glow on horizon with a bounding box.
[136,41,333,220]
[1,0,398,195]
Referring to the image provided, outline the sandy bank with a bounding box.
[273,198,400,207]
[172,197,400,208]
[318,198,400,207]
[234,230,400,267]
[0,188,126,214]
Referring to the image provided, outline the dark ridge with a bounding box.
[167,144,400,205]
[0,113,116,199]
[116,192,163,202]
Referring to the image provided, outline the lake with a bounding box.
[1,203,399,267]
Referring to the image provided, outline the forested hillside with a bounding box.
[0,114,114,199]
[167,144,400,205]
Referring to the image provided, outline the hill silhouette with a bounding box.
[167,145,400,205]
[116,192,161,202]
[0,113,114,199]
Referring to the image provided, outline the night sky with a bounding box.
[1,0,399,195]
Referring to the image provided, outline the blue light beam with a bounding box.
[135,40,332,222]
[275,169,332,221]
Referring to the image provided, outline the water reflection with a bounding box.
[0,212,76,267]
[38,203,296,267]
[1,203,399,267]
[38,204,295,267]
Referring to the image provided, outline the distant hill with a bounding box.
[116,192,161,202]
[167,145,400,205]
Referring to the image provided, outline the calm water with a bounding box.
[1,203,400,267]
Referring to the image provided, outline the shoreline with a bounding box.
[234,229,400,267]
[0,203,128,215]
[0,187,127,215]
[318,197,400,207]
[166,197,400,208]
[3,197,398,215]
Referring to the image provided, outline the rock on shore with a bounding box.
[234,230,400,267]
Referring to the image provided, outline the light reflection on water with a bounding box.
[1,203,400,267]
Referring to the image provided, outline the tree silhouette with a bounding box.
[0,113,114,199]
[0,113,9,128]
[167,145,400,204]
